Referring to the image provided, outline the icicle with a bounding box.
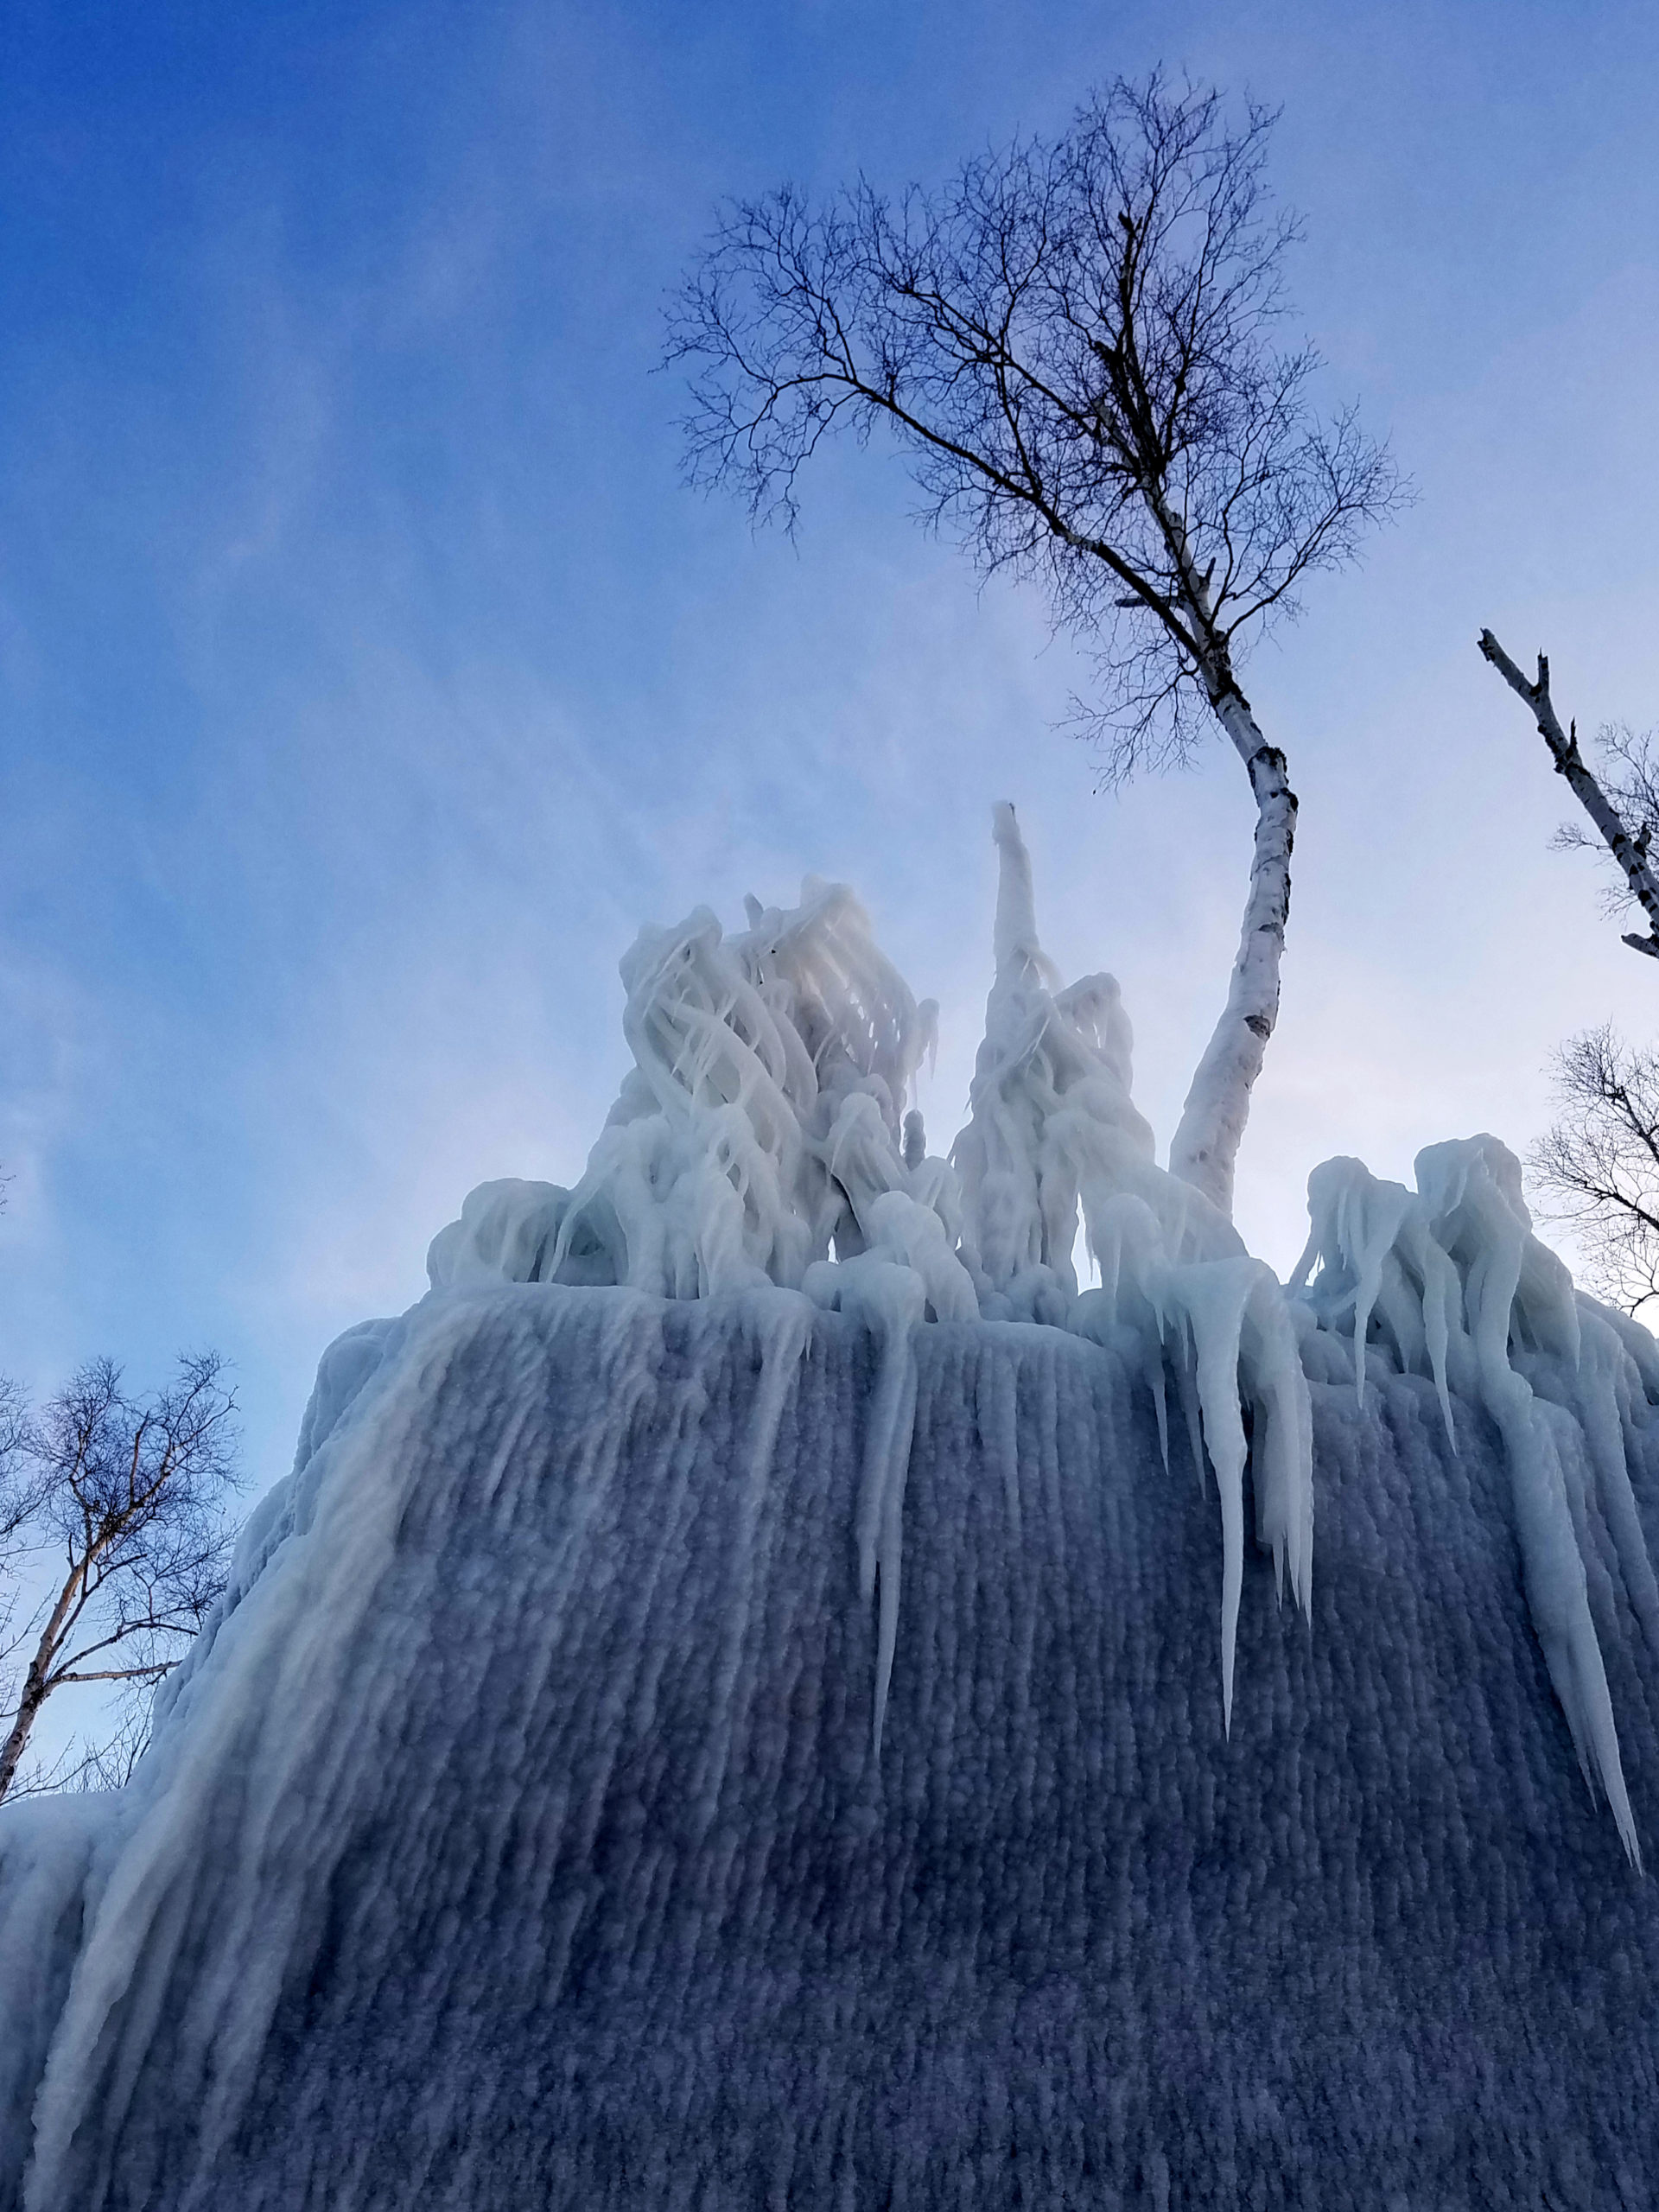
[1293,1157,1459,1445]
[1154,1256,1313,1730]
[691,1290,814,1834]
[804,1255,925,1755]
[425,1179,570,1291]
[1296,1132,1655,1866]
[1164,1259,1256,1732]
[1570,1307,1659,1656]
[1239,1272,1315,1616]
[1419,1138,1640,1866]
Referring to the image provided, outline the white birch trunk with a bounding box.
[1167,677,1297,1218]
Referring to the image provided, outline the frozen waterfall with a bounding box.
[434,804,1315,1742]
[3,808,1659,2210]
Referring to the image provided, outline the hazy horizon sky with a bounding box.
[5,0,1659,1513]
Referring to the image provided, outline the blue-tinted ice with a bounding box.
[6,814,1657,2207]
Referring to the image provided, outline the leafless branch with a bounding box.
[3,1686,156,1802]
[1478,632,1659,961]
[0,1351,240,1808]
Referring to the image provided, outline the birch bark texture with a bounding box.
[667,73,1402,1216]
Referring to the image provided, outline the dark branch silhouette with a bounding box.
[1531,1027,1659,1317]
[1478,631,1659,961]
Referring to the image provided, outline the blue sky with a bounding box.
[4,0,1659,1516]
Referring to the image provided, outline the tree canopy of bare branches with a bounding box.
[1478,632,1659,962]
[1531,1027,1659,1315]
[668,74,1403,1214]
[0,1352,240,1807]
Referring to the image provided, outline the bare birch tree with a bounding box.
[0,1352,239,1807]
[1478,638,1659,1302]
[667,74,1403,1215]
[1478,632,1659,961]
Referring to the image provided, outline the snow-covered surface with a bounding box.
[5,816,1659,2207]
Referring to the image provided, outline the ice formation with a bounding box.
[3,1273,1658,2207]
[4,808,1659,2209]
[953,804,1311,1728]
[427,806,1313,1741]
[415,806,1659,1880]
[1292,1139,1659,1867]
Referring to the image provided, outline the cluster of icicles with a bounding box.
[1293,1143,1659,1867]
[428,805,1659,1864]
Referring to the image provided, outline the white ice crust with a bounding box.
[422,804,1659,1855]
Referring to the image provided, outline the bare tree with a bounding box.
[1478,632,1659,962]
[0,1693,154,1802]
[667,74,1403,1215]
[0,1352,239,1808]
[1530,1027,1659,1315]
[1477,639,1659,1299]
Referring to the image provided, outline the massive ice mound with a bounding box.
[4,808,1659,2209]
[431,804,1314,1735]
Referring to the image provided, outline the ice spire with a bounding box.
[950,805,1313,1724]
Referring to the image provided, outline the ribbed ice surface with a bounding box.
[3,1280,1658,2210]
